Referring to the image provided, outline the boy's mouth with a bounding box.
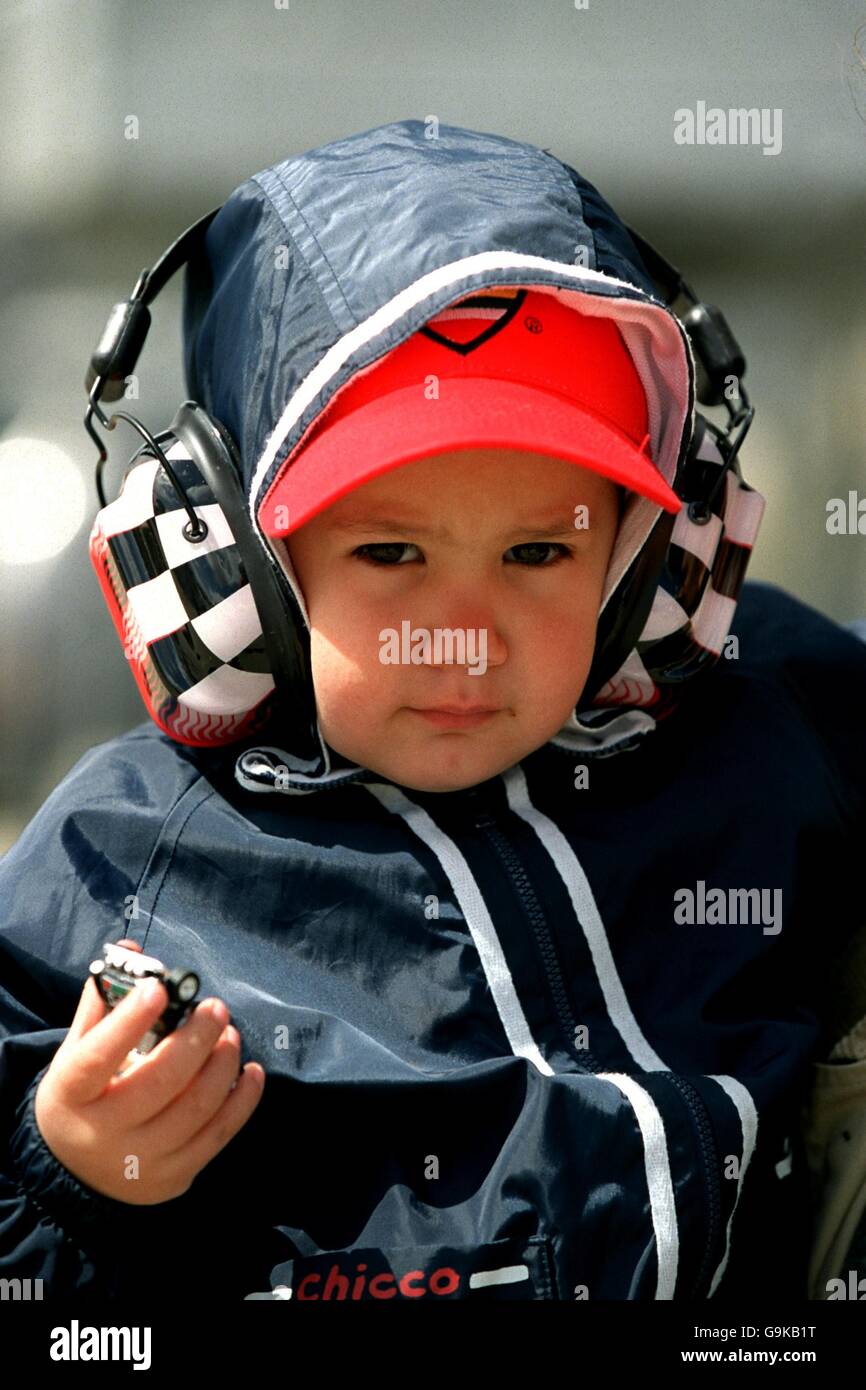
[408,706,501,728]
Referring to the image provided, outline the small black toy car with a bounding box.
[89,940,201,1056]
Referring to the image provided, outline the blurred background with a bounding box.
[1,0,865,853]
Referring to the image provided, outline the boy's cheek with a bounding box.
[308,644,397,727]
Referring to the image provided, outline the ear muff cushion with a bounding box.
[89,434,279,747]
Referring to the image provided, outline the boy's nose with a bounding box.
[411,611,507,669]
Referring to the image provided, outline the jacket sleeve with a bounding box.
[1,1047,127,1297]
[0,728,244,1297]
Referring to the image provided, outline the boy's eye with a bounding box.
[350,542,422,564]
[353,542,421,565]
[352,542,571,567]
[505,542,571,566]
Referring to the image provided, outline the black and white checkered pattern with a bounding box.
[593,424,765,711]
[89,436,276,743]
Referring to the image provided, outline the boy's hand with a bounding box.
[34,939,265,1205]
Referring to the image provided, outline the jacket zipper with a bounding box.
[664,1074,723,1297]
[465,792,598,1074]
[467,789,723,1296]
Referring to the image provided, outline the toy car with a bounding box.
[89,940,200,1056]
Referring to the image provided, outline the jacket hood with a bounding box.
[182,118,701,792]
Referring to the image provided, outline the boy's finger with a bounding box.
[64,939,145,1046]
[59,978,167,1106]
[163,1063,265,1173]
[62,976,109,1050]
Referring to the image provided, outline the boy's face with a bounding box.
[284,448,621,793]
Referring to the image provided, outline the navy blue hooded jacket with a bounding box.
[1,120,865,1303]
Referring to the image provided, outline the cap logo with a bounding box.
[419,286,528,355]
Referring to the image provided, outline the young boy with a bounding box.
[1,119,865,1303]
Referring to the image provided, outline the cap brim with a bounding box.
[258,376,682,537]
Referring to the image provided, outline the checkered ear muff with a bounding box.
[584,413,765,716]
[89,401,319,750]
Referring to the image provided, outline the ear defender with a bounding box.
[83,206,763,745]
[581,224,764,713]
[585,413,765,713]
[88,401,319,751]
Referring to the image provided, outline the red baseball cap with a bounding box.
[258,286,681,538]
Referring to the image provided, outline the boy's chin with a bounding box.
[363,744,545,794]
[324,717,565,792]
